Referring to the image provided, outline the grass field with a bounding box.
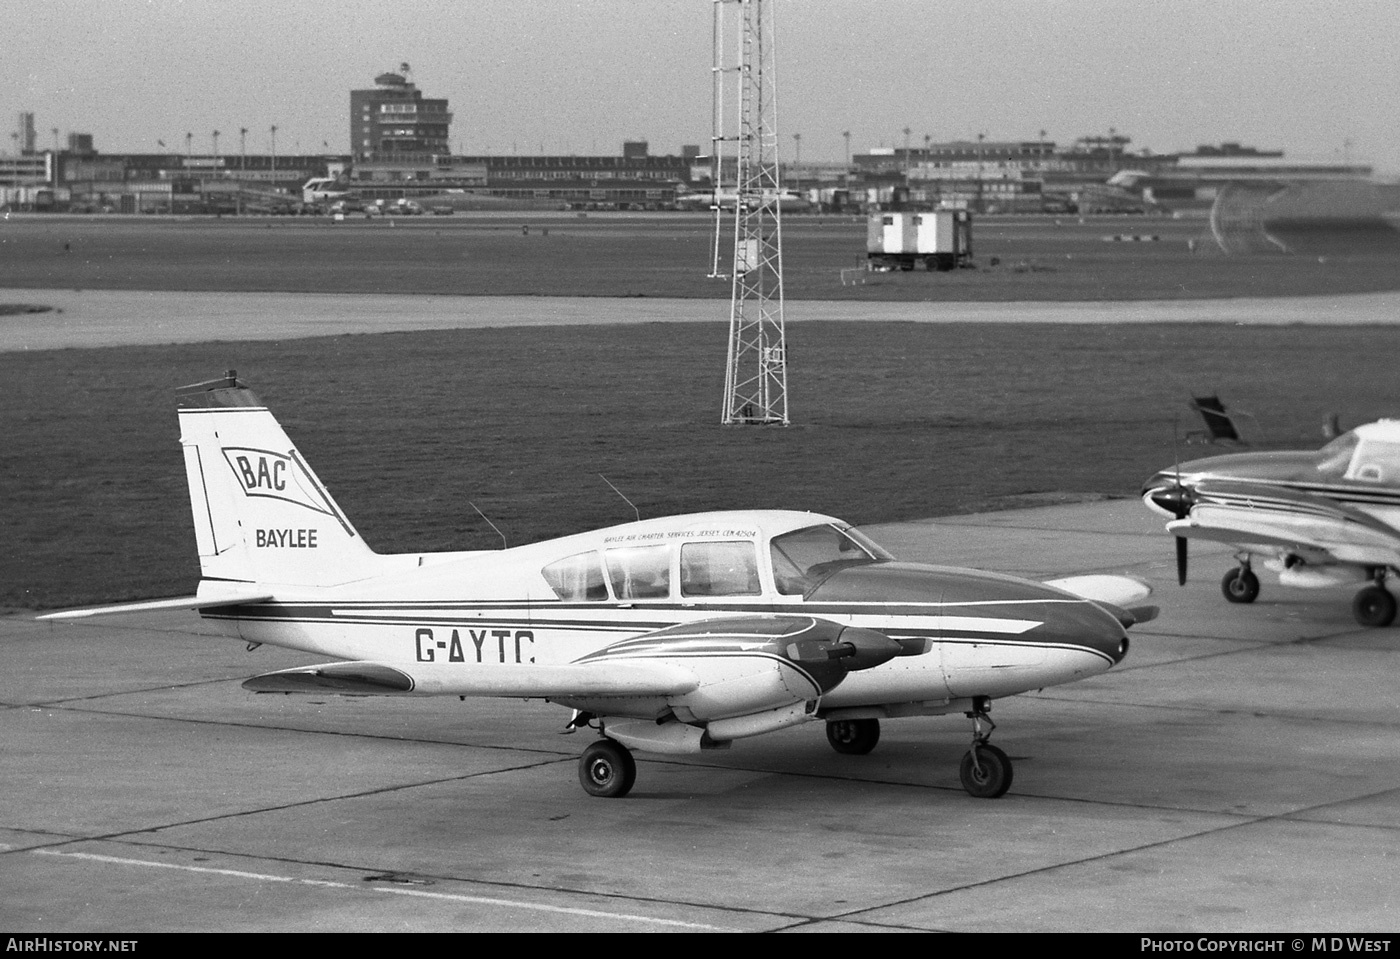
[7,320,1400,611]
[5,212,1400,301]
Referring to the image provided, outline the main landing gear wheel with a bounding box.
[1221,567,1260,604]
[1353,585,1397,628]
[959,743,1013,799]
[579,739,636,798]
[826,718,881,755]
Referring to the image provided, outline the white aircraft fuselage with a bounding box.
[202,511,1129,710]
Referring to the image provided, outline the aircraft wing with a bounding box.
[1044,574,1151,608]
[1170,479,1400,568]
[37,589,275,621]
[243,659,700,698]
[244,614,903,700]
[1043,574,1157,625]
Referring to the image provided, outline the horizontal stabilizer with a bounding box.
[244,660,701,698]
[38,590,274,621]
[1043,574,1152,608]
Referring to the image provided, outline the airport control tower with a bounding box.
[350,64,453,161]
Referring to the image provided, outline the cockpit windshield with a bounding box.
[769,524,893,596]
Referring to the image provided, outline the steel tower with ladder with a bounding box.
[712,0,789,426]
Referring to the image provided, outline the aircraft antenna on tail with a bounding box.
[713,0,790,426]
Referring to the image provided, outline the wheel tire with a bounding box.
[959,743,1013,799]
[579,739,636,798]
[1353,585,1397,628]
[1221,568,1260,604]
[826,718,880,755]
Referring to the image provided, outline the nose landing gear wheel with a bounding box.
[826,718,881,755]
[579,739,636,798]
[959,743,1013,799]
[960,698,1012,798]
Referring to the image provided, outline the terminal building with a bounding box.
[1,70,1385,215]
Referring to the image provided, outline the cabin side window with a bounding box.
[604,544,672,600]
[541,552,609,602]
[680,541,761,597]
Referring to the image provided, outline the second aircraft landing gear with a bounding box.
[959,698,1013,799]
[1353,571,1397,628]
[1222,560,1260,604]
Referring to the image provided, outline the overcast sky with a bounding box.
[8,0,1399,174]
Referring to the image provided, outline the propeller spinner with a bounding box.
[1145,480,1195,586]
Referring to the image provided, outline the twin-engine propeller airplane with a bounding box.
[1144,419,1400,627]
[44,372,1155,799]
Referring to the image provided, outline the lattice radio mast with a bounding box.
[712,0,789,426]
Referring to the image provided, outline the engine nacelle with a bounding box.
[1273,563,1369,589]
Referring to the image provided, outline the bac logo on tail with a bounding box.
[222,447,340,519]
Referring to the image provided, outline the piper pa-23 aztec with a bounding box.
[1144,419,1400,628]
[45,372,1156,799]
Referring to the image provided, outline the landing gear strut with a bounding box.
[959,698,1013,799]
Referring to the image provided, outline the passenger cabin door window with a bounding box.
[680,541,761,598]
[604,544,672,600]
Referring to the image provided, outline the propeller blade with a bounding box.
[1175,535,1189,586]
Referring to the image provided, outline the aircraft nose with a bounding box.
[1142,471,1194,518]
[1039,599,1131,667]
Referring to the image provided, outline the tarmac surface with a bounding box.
[5,284,1399,932]
[5,499,1398,932]
[2,286,1400,352]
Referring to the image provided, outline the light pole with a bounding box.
[185,131,192,160]
[842,130,851,191]
[976,132,986,213]
[270,125,277,188]
[238,128,247,215]
[212,130,219,170]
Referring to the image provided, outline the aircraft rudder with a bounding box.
[176,371,379,587]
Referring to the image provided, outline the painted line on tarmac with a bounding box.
[34,848,738,931]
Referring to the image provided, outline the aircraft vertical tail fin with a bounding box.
[177,371,382,588]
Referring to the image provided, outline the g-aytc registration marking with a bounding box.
[416,626,535,663]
